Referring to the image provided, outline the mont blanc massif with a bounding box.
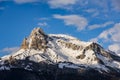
[0,28,120,80]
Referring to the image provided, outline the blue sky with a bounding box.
[0,0,120,56]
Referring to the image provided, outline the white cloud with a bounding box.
[85,9,97,13]
[90,23,120,54]
[111,0,120,11]
[48,0,77,9]
[98,23,120,42]
[92,0,108,9]
[14,0,40,4]
[90,38,98,43]
[84,0,120,12]
[47,0,110,12]
[108,44,120,54]
[38,17,49,21]
[91,23,120,42]
[85,9,99,17]
[38,22,48,26]
[0,47,19,54]
[88,21,114,30]
[53,14,88,31]
[11,0,120,13]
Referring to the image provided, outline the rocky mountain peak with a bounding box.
[85,42,111,58]
[30,27,46,37]
[20,28,48,51]
[1,27,120,80]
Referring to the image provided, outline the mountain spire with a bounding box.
[30,27,46,37]
[20,28,48,51]
[20,37,28,49]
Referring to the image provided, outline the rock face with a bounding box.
[1,27,120,80]
[0,59,120,80]
[84,43,111,58]
[21,38,28,49]
[76,42,112,64]
[21,28,48,51]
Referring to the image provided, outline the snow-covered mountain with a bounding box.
[0,28,120,80]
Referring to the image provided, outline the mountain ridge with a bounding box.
[0,27,120,80]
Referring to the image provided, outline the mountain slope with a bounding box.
[0,28,120,80]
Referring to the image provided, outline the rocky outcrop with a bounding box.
[76,42,112,64]
[83,43,111,58]
[76,54,86,59]
[58,40,84,50]
[83,43,102,53]
[21,38,28,49]
[1,27,120,80]
[20,28,48,51]
[0,59,120,80]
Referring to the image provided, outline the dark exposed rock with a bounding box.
[0,68,40,80]
[76,42,113,64]
[1,28,120,80]
[0,59,120,80]
[83,42,112,59]
[94,57,104,65]
[21,38,28,49]
[76,54,86,59]
[84,43,102,52]
[20,28,48,51]
[58,40,84,51]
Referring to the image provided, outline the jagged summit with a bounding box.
[30,27,46,37]
[1,27,120,74]
[21,28,48,51]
